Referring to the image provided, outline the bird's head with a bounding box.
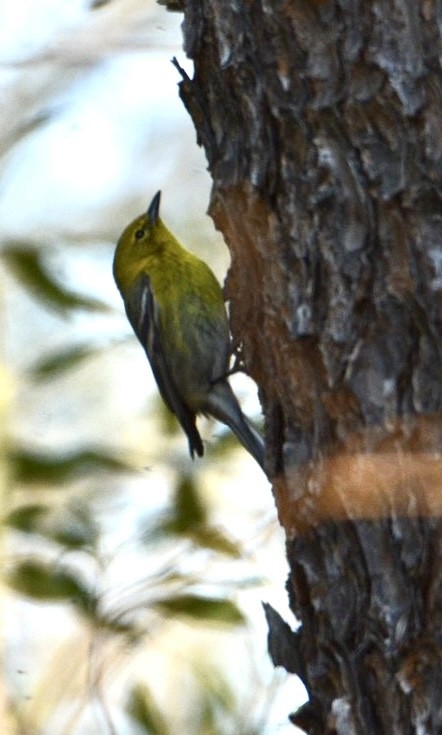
[115,190,169,262]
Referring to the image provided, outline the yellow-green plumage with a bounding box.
[113,191,264,470]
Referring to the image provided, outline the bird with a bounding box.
[113,191,265,470]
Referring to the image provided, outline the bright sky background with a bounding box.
[0,1,210,239]
[0,1,307,733]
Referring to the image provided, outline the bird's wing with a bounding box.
[124,273,204,458]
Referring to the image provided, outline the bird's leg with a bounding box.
[211,344,245,384]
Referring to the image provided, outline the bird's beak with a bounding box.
[147,191,161,224]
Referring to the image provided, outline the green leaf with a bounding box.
[156,477,241,556]
[29,345,99,381]
[5,501,99,551]
[153,595,245,626]
[126,684,171,735]
[5,504,49,533]
[9,447,130,486]
[150,518,242,558]
[157,0,183,12]
[171,476,207,529]
[29,337,132,382]
[7,560,91,608]
[2,245,109,316]
[187,526,242,558]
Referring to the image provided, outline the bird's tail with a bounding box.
[204,381,265,471]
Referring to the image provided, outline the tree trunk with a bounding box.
[174,1,442,732]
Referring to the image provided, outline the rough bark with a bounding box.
[175,1,442,733]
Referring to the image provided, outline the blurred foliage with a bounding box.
[90,0,113,8]
[29,343,109,381]
[126,663,264,735]
[127,684,172,735]
[2,244,109,316]
[7,559,94,609]
[3,426,271,732]
[0,1,280,733]
[2,346,271,735]
[9,446,130,485]
[152,594,245,625]
[6,499,99,550]
[157,0,184,12]
[153,476,244,558]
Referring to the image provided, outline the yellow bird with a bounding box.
[113,191,264,470]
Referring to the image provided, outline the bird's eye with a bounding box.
[134,229,145,240]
